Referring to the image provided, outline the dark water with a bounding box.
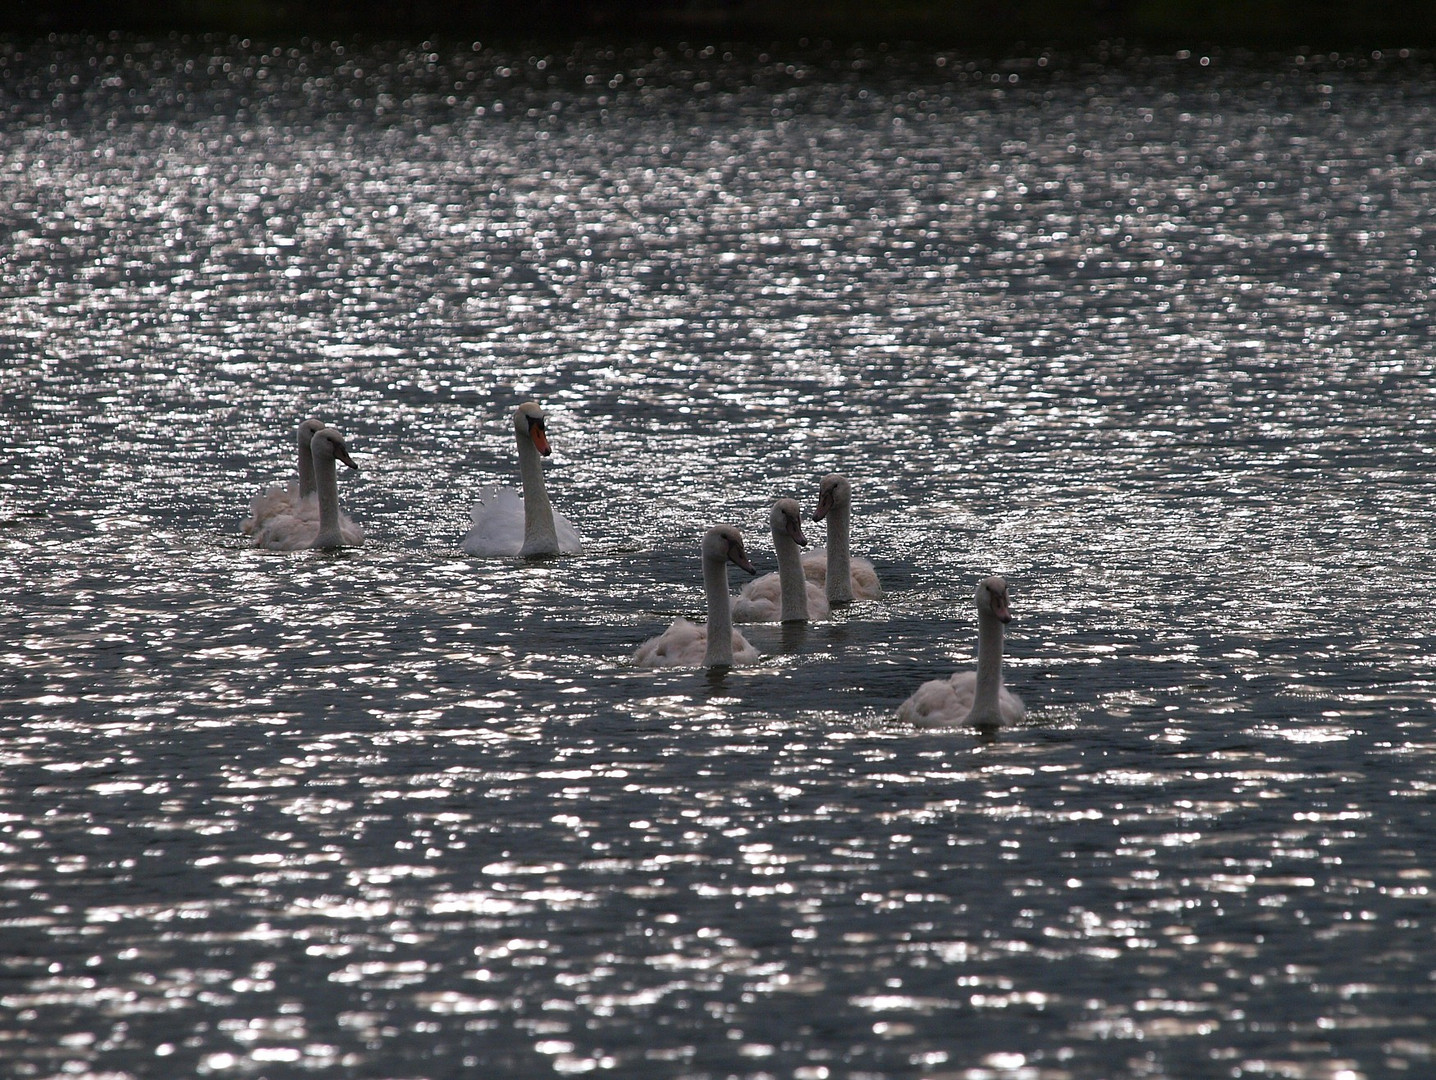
[2,36,1435,1079]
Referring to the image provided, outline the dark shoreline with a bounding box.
[7,1,1436,49]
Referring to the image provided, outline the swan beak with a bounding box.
[813,491,832,521]
[335,445,359,471]
[993,597,1011,624]
[786,519,809,547]
[731,549,757,575]
[529,422,552,456]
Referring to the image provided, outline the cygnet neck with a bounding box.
[825,499,853,604]
[297,431,317,500]
[775,521,810,623]
[311,449,343,549]
[967,606,1007,726]
[702,548,737,667]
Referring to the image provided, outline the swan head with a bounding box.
[703,525,757,575]
[975,575,1011,625]
[310,428,358,471]
[296,418,326,448]
[813,473,850,521]
[772,498,809,547]
[513,401,552,457]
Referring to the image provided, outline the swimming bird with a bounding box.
[253,427,364,550]
[462,402,582,558]
[634,526,760,669]
[805,473,882,604]
[241,418,326,536]
[897,575,1025,729]
[734,498,828,623]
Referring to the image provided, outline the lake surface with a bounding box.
[2,34,1435,1080]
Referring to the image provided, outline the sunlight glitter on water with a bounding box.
[4,33,1436,1080]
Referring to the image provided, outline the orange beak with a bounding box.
[530,424,552,456]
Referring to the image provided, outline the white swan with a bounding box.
[897,575,1025,729]
[253,428,364,550]
[634,526,761,669]
[805,473,882,604]
[734,499,828,623]
[462,402,582,558]
[241,418,326,536]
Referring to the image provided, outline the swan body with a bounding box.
[734,499,828,623]
[898,575,1025,729]
[809,473,882,604]
[634,526,760,669]
[241,418,326,536]
[253,428,364,550]
[462,402,582,558]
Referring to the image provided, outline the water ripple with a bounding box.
[3,36,1436,1080]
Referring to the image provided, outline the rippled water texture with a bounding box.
[3,36,1436,1079]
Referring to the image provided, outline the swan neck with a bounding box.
[312,452,342,549]
[969,609,1006,724]
[297,438,316,499]
[517,433,558,556]
[702,552,735,667]
[775,530,810,622]
[825,501,853,604]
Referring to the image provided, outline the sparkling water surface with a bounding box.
[2,36,1436,1080]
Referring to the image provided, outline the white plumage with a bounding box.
[632,616,760,670]
[463,484,582,557]
[733,574,829,624]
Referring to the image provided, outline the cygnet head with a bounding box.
[975,575,1012,624]
[703,525,757,574]
[813,473,850,521]
[311,428,358,471]
[772,498,809,547]
[513,401,552,457]
[296,417,326,446]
